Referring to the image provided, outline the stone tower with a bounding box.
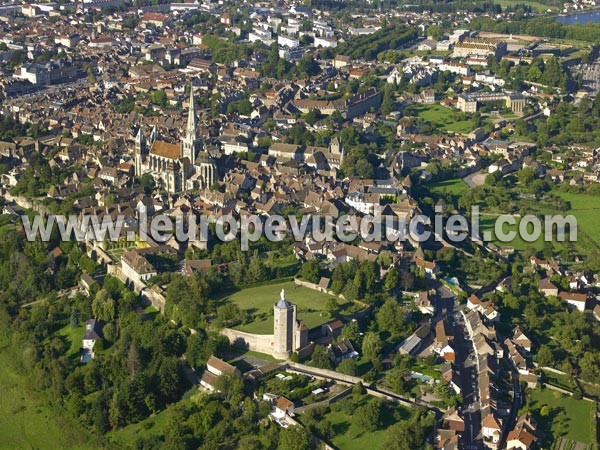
[134,126,146,176]
[273,289,296,359]
[329,136,342,155]
[181,85,202,162]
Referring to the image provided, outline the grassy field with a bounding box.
[318,395,412,450]
[408,104,479,134]
[474,190,599,254]
[526,387,596,446]
[108,401,174,448]
[495,0,557,12]
[555,191,600,250]
[56,323,86,360]
[221,280,355,334]
[0,339,97,450]
[479,214,548,251]
[429,178,470,196]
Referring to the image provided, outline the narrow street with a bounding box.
[454,315,483,450]
[435,283,483,450]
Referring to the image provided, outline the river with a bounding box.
[556,10,600,25]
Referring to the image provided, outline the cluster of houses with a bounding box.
[463,296,539,450]
[533,255,598,314]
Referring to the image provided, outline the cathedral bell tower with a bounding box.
[181,85,202,162]
[134,126,146,177]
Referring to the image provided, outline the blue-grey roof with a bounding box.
[276,299,291,308]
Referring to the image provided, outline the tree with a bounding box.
[103,322,117,342]
[355,399,382,432]
[376,299,405,337]
[139,173,155,194]
[518,167,536,186]
[326,297,337,316]
[387,368,409,394]
[150,89,167,106]
[278,425,311,450]
[92,289,115,322]
[399,270,415,290]
[304,109,321,126]
[127,342,142,378]
[246,257,268,283]
[185,331,208,369]
[353,381,366,396]
[341,320,362,350]
[536,344,554,366]
[310,345,333,369]
[381,84,394,116]
[70,310,79,327]
[362,332,383,360]
[337,358,357,376]
[300,260,320,283]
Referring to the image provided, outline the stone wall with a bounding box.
[220,328,275,355]
[294,386,353,414]
[107,263,166,312]
[293,278,343,298]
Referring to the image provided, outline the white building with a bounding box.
[278,35,300,49]
[314,36,337,48]
[81,319,103,362]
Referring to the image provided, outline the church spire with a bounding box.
[187,85,196,139]
[182,84,199,163]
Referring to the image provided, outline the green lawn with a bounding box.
[472,190,598,255]
[479,214,548,251]
[525,387,595,445]
[317,395,413,450]
[108,401,175,448]
[221,280,356,334]
[408,104,480,134]
[0,340,97,450]
[495,0,556,12]
[555,191,600,249]
[56,323,85,360]
[429,178,470,196]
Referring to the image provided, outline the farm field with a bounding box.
[221,280,356,334]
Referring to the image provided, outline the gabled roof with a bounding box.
[482,413,501,430]
[207,355,237,375]
[151,140,180,160]
[83,319,103,341]
[275,396,294,411]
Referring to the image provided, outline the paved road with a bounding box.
[432,283,483,448]
[454,310,483,450]
[498,352,522,449]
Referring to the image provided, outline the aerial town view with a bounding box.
[0,0,598,449]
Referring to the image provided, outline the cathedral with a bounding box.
[134,86,218,193]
